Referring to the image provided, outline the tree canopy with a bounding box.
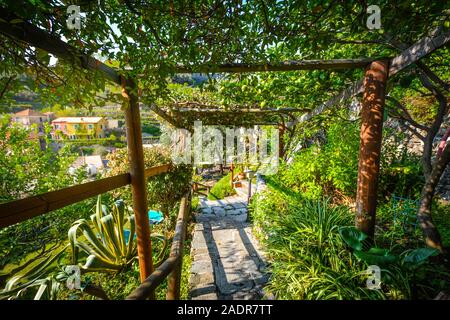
[1,1,448,116]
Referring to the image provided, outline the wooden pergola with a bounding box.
[0,6,449,299]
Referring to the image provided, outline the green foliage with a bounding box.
[278,117,425,202]
[338,226,369,251]
[378,128,424,199]
[250,192,388,299]
[0,247,66,300]
[339,226,439,267]
[249,186,450,299]
[141,121,161,136]
[208,173,236,200]
[0,199,96,270]
[433,202,450,247]
[0,118,91,268]
[106,145,192,222]
[278,120,360,200]
[337,225,448,297]
[0,117,78,202]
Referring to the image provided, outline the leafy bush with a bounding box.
[433,202,450,248]
[0,118,78,203]
[249,186,450,299]
[207,173,236,200]
[279,119,425,202]
[279,121,360,200]
[106,145,192,222]
[0,119,90,269]
[250,191,386,299]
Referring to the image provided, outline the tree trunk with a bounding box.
[417,143,450,253]
[355,60,389,239]
[417,72,448,179]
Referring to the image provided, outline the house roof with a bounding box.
[14,108,44,117]
[71,155,105,169]
[52,117,104,124]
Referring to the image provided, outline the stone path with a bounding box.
[189,189,269,300]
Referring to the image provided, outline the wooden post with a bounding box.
[166,193,190,300]
[355,61,389,238]
[230,163,234,189]
[278,123,285,160]
[122,77,154,282]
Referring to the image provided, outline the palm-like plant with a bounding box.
[0,247,66,300]
[69,196,167,273]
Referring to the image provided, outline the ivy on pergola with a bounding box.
[1,1,449,283]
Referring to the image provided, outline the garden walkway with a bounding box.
[189,181,270,300]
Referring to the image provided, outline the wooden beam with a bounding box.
[0,164,170,229]
[166,192,189,300]
[292,30,450,125]
[175,108,306,113]
[0,173,129,228]
[389,31,450,74]
[126,192,190,300]
[149,104,181,128]
[125,256,180,300]
[0,8,121,85]
[173,58,377,73]
[355,60,389,238]
[123,78,154,284]
[278,123,286,159]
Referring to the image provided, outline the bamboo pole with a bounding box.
[355,61,389,238]
[122,77,154,285]
[166,193,190,300]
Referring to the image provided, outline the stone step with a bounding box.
[189,218,268,300]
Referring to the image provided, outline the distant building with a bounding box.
[51,117,108,140]
[11,108,52,141]
[107,119,120,129]
[69,155,108,177]
[43,112,56,122]
[11,108,52,128]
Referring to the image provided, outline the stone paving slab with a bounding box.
[189,191,269,300]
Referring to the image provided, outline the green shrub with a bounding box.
[208,173,235,200]
[279,121,360,200]
[250,191,387,299]
[191,196,200,211]
[106,145,192,224]
[249,186,449,299]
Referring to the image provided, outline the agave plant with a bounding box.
[69,196,167,273]
[0,247,66,300]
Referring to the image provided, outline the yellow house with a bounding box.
[51,117,108,140]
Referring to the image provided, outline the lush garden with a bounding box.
[249,117,450,299]
[1,0,450,301]
[0,120,193,299]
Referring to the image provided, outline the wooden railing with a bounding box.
[126,192,191,300]
[192,181,211,197]
[0,164,171,228]
[0,163,194,300]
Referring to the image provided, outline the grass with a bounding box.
[207,173,236,200]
